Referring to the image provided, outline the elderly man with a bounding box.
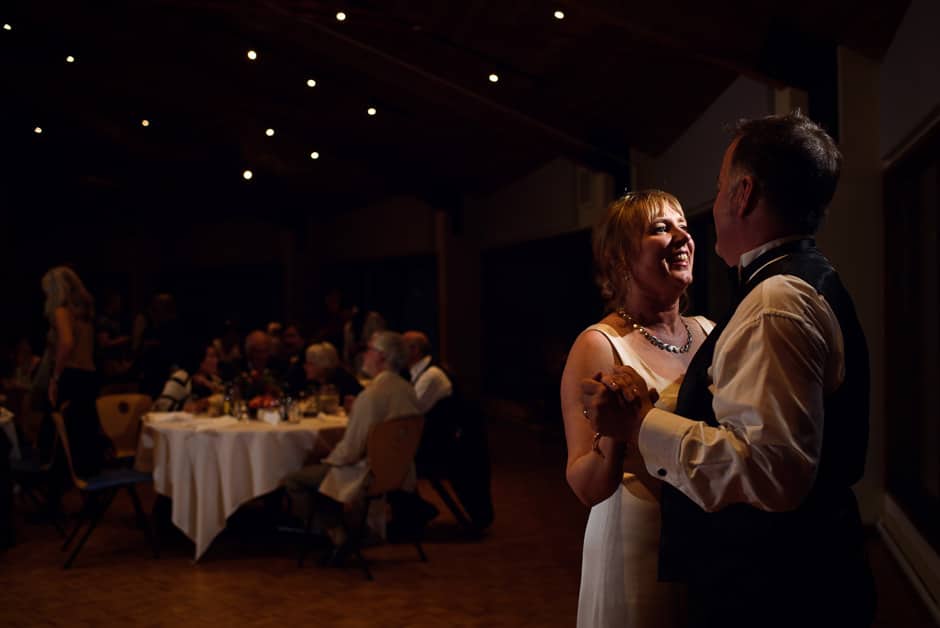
[584,111,874,627]
[283,330,419,560]
[403,331,453,414]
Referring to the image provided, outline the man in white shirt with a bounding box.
[283,330,419,561]
[403,331,453,414]
[402,330,494,533]
[583,111,874,627]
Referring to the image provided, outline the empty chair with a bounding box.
[51,409,157,568]
[95,393,151,462]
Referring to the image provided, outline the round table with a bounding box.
[136,413,347,560]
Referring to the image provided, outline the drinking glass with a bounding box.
[319,384,339,415]
[288,401,303,424]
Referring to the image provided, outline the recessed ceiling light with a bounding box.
[66,55,75,63]
[242,170,253,180]
[141,119,150,127]
[306,78,317,88]
[488,73,499,83]
[33,126,43,134]
[310,151,320,160]
[336,12,347,22]
[265,128,275,137]
[367,107,377,116]
[3,24,12,31]
[247,50,258,60]
[554,10,565,20]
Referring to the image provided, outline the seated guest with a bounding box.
[280,322,307,395]
[236,329,286,399]
[152,342,224,412]
[283,331,420,560]
[214,319,243,380]
[403,331,453,414]
[402,329,494,532]
[297,342,363,406]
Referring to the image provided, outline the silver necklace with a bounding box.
[616,309,692,354]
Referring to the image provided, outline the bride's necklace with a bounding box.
[616,309,692,354]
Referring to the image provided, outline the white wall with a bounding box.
[879,0,940,159]
[466,158,612,249]
[822,47,884,523]
[634,77,774,214]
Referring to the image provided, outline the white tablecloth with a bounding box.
[0,407,21,462]
[136,413,347,560]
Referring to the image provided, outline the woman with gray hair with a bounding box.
[300,341,362,407]
[40,266,113,477]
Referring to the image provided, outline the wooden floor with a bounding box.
[0,419,936,627]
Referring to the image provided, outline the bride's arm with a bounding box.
[561,330,628,507]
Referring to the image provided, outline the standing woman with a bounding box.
[560,191,713,628]
[42,266,112,477]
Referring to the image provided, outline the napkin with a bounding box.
[145,412,194,423]
[192,417,239,431]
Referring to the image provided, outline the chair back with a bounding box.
[96,393,151,457]
[366,415,424,497]
[51,407,88,490]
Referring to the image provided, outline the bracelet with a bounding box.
[592,432,604,458]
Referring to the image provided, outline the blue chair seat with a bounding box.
[84,468,151,491]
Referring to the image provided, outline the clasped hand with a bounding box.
[580,365,658,445]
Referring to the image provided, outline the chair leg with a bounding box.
[351,498,373,581]
[353,545,373,581]
[297,514,314,567]
[430,478,473,530]
[126,484,158,559]
[62,493,97,551]
[64,489,116,569]
[415,540,428,563]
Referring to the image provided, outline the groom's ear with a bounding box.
[731,174,758,219]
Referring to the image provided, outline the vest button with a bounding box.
[657,468,667,477]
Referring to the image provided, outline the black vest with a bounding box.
[659,239,871,585]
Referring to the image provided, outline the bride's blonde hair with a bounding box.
[592,189,684,311]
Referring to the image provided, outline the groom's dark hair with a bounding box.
[730,110,842,235]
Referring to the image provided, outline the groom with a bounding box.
[584,111,875,627]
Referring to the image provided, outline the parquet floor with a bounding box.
[0,419,935,627]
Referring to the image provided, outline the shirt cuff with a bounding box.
[637,408,697,486]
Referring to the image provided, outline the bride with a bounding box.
[560,190,713,627]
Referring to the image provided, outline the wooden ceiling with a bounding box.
[2,0,909,223]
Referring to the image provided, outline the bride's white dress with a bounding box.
[576,318,713,628]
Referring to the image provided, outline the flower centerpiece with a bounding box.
[236,369,283,415]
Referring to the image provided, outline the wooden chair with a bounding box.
[51,410,157,568]
[95,394,151,462]
[348,414,428,581]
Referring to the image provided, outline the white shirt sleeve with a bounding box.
[414,366,453,415]
[638,275,844,512]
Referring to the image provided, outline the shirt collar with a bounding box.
[738,235,809,283]
[409,355,432,382]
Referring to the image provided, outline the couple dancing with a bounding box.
[562,112,875,628]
